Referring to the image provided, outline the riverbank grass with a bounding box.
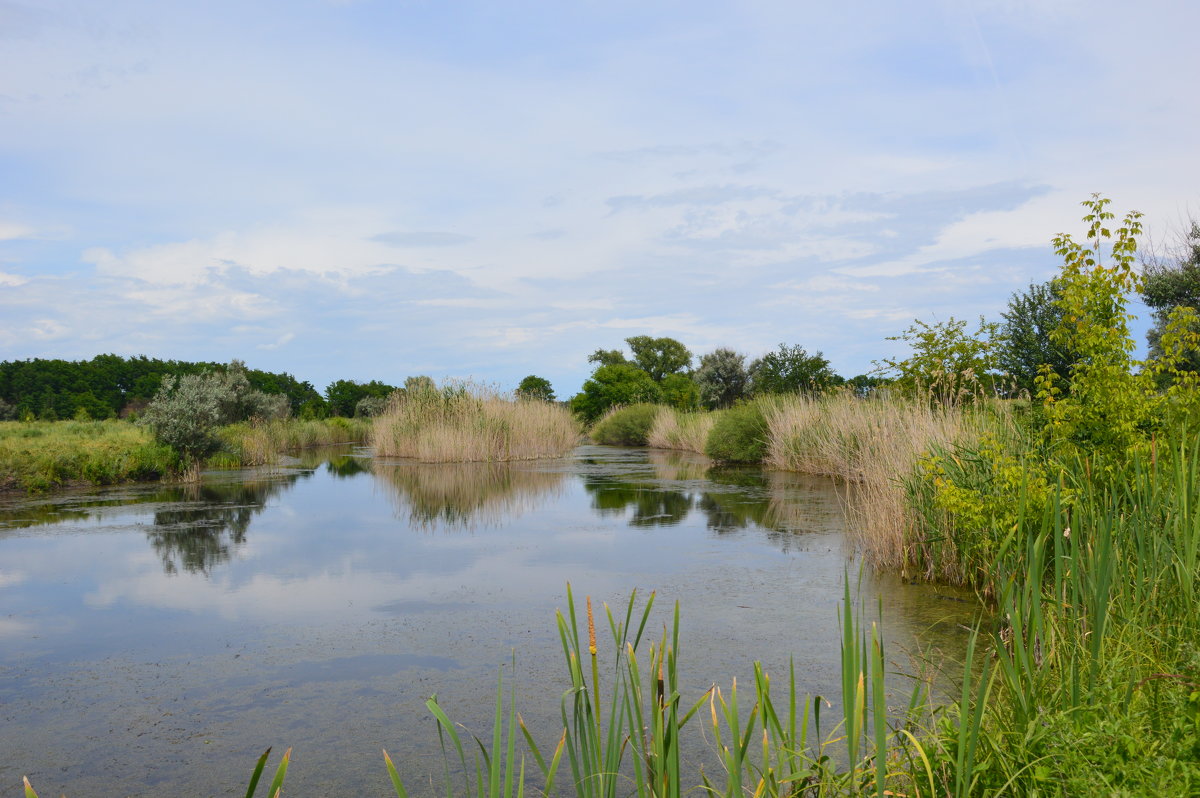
[0,420,178,493]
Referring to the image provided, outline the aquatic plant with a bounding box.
[372,380,579,462]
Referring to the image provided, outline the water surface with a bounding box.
[0,446,976,796]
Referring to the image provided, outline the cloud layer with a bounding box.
[0,0,1194,392]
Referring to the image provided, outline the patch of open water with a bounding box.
[0,445,979,796]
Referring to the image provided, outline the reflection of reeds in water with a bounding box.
[700,468,841,538]
[646,448,710,481]
[373,461,566,530]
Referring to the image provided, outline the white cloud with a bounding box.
[0,221,35,241]
[257,332,295,350]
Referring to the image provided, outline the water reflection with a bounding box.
[145,477,302,575]
[580,449,845,545]
[373,460,567,530]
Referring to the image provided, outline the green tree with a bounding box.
[695,348,749,409]
[1037,195,1151,453]
[659,373,699,411]
[624,336,692,381]
[876,317,999,401]
[1141,220,1200,372]
[516,375,555,401]
[324,378,397,417]
[569,364,662,423]
[587,349,628,368]
[996,281,1075,397]
[748,343,838,396]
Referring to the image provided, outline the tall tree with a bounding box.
[695,348,748,409]
[624,336,692,382]
[568,364,662,423]
[748,343,838,396]
[1141,220,1200,372]
[516,375,555,401]
[996,281,1075,397]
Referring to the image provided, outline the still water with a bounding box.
[0,446,976,796]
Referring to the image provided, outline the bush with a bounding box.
[590,403,662,446]
[140,361,291,468]
[705,400,770,463]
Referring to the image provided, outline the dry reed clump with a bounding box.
[763,391,990,577]
[371,381,580,462]
[646,407,717,454]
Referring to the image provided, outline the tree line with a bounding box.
[0,354,430,422]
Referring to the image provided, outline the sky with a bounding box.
[1,0,1197,397]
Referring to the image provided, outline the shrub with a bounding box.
[590,403,662,446]
[140,361,291,470]
[705,400,771,463]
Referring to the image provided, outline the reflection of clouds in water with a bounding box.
[82,539,572,625]
[0,569,26,588]
[373,460,567,531]
[0,617,29,637]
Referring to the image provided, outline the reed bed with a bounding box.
[761,393,993,580]
[647,408,718,454]
[372,382,579,462]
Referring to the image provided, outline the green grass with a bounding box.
[0,419,179,493]
[0,417,372,493]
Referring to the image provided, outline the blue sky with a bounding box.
[1,0,1197,396]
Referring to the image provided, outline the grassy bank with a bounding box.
[0,417,371,493]
[0,420,179,493]
[372,382,579,462]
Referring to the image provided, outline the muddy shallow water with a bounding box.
[0,445,978,796]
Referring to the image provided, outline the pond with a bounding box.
[0,445,977,796]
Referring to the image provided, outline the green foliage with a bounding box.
[997,281,1075,397]
[0,354,318,419]
[590,403,662,446]
[141,362,290,466]
[586,348,627,368]
[695,348,748,409]
[516,374,555,401]
[658,372,699,411]
[354,395,388,417]
[0,420,179,492]
[878,316,1000,401]
[324,378,397,417]
[1036,195,1156,455]
[569,364,662,424]
[1142,219,1200,371]
[623,335,692,381]
[704,400,770,463]
[748,343,837,396]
